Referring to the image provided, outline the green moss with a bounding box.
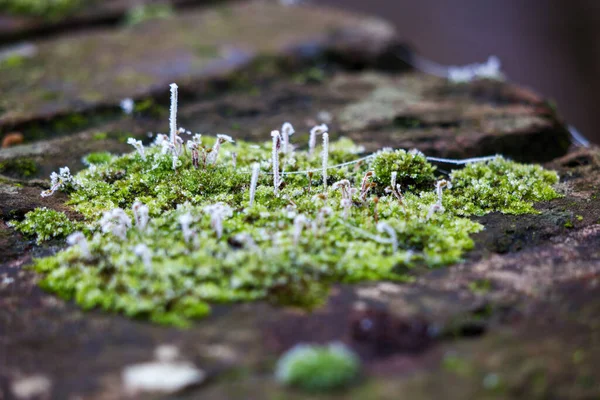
[371,149,436,190]
[82,152,113,166]
[0,158,38,178]
[10,207,76,243]
[446,157,560,216]
[0,0,84,19]
[23,131,560,326]
[275,343,360,392]
[124,3,174,26]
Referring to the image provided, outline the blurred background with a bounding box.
[322,0,600,144]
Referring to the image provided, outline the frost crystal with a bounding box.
[99,208,132,240]
[281,122,295,154]
[271,130,282,195]
[121,98,134,115]
[132,201,149,231]
[321,132,329,191]
[134,244,152,270]
[207,134,234,165]
[293,214,309,245]
[309,124,328,156]
[448,56,503,83]
[203,203,233,239]
[178,213,195,243]
[66,232,91,259]
[376,222,398,252]
[249,163,260,207]
[127,138,146,160]
[40,167,74,197]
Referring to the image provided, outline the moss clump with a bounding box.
[82,152,113,166]
[275,343,360,392]
[371,149,436,190]
[0,158,38,178]
[446,157,560,215]
[10,207,75,243]
[17,124,561,326]
[124,3,174,26]
[0,0,84,19]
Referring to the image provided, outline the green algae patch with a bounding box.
[9,207,76,243]
[15,125,560,326]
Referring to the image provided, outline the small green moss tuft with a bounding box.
[10,207,76,243]
[447,157,560,215]
[371,149,436,190]
[276,343,360,392]
[82,152,113,166]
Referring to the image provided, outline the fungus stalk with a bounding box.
[272,130,282,195]
[321,132,329,191]
[376,222,398,253]
[66,232,91,259]
[132,201,149,231]
[309,124,328,156]
[249,163,260,207]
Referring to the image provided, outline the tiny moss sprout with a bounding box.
[12,83,561,326]
[275,342,360,392]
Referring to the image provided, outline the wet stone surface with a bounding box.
[1,1,600,399]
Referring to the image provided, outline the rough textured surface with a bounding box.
[0,1,598,399]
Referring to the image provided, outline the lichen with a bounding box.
[13,106,561,326]
[275,343,360,392]
[9,207,76,243]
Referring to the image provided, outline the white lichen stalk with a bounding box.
[309,124,328,156]
[321,132,329,191]
[40,167,74,197]
[132,201,150,231]
[134,244,152,271]
[281,122,295,154]
[271,130,281,195]
[204,203,233,239]
[99,208,132,240]
[249,163,260,207]
[293,214,309,245]
[376,222,398,253]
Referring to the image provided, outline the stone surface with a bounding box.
[1,1,599,399]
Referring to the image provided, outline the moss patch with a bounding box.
[0,0,84,19]
[9,207,76,243]
[14,129,560,326]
